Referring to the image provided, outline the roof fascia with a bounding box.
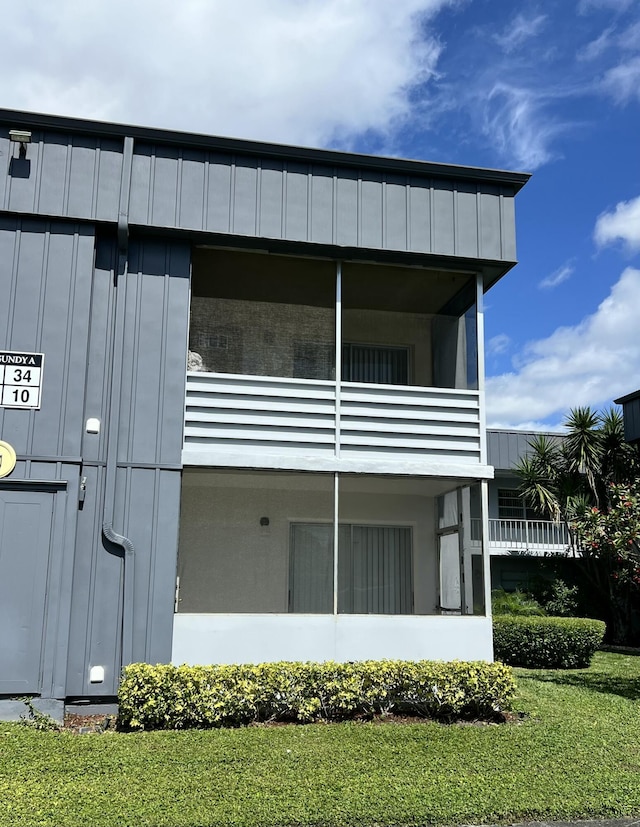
[0,108,531,192]
[614,389,640,405]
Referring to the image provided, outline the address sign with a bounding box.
[0,351,44,409]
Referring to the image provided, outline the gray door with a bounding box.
[0,489,54,694]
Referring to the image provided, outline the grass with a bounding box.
[2,651,640,827]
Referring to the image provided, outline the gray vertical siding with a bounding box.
[618,396,640,444]
[0,221,189,698]
[0,218,95,458]
[2,126,520,264]
[0,220,94,701]
[486,429,564,471]
[128,144,517,259]
[65,237,190,697]
[117,241,191,465]
[1,129,123,222]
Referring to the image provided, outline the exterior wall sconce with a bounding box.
[86,417,101,434]
[9,129,32,158]
[260,517,270,527]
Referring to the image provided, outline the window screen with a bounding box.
[289,523,413,614]
[342,344,409,385]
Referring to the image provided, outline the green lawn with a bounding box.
[2,651,640,827]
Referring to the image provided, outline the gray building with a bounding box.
[0,109,529,718]
[483,429,568,555]
[479,429,569,592]
[615,390,640,445]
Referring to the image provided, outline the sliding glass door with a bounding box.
[289,523,413,614]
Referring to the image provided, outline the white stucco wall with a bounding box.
[172,614,494,664]
[177,471,438,614]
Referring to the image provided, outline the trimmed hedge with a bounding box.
[493,616,606,668]
[118,659,516,730]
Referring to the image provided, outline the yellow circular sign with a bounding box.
[0,440,17,478]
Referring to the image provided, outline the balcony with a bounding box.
[470,518,570,556]
[184,248,488,476]
[183,372,484,474]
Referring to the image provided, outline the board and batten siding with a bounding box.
[486,429,564,472]
[615,391,640,445]
[2,126,518,263]
[66,237,191,697]
[0,217,95,459]
[128,145,516,261]
[0,222,190,698]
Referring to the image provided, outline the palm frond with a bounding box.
[515,454,560,521]
[527,433,562,477]
[563,406,602,503]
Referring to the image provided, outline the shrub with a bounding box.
[526,577,580,617]
[118,660,517,730]
[491,588,546,616]
[493,616,606,668]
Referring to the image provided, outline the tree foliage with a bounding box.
[572,482,640,643]
[515,406,640,643]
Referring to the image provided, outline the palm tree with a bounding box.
[516,406,638,522]
[514,405,640,641]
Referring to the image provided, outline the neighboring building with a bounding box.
[0,109,529,718]
[471,429,569,592]
[483,428,568,556]
[615,390,640,445]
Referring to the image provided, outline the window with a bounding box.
[342,344,409,385]
[289,523,413,614]
[498,489,542,521]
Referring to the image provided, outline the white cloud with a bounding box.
[482,83,565,169]
[0,0,452,147]
[494,13,547,53]
[486,334,511,357]
[577,25,616,61]
[539,263,574,289]
[579,20,640,61]
[486,268,640,427]
[578,0,634,13]
[594,195,640,251]
[618,20,640,50]
[601,56,640,104]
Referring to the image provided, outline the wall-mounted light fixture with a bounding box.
[86,417,101,434]
[9,129,32,159]
[260,517,270,527]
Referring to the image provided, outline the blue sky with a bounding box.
[2,0,639,428]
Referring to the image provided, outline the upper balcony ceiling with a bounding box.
[1,109,529,292]
[192,248,474,316]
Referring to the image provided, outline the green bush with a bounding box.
[491,588,546,616]
[528,577,580,617]
[118,659,517,730]
[493,616,606,668]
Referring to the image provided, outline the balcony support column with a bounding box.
[476,272,487,466]
[481,480,492,632]
[335,261,342,458]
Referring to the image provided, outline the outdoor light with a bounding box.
[86,417,101,434]
[260,517,270,527]
[9,129,32,158]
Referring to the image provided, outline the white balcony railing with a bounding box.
[183,372,482,470]
[470,518,570,554]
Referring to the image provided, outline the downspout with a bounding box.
[102,135,136,668]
